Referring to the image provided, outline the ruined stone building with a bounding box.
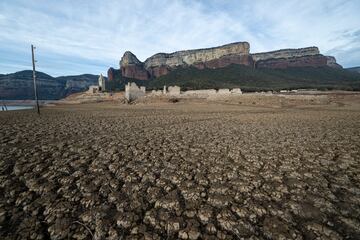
[125,82,146,102]
[98,74,106,91]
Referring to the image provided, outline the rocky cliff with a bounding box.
[144,42,250,68]
[108,42,342,81]
[251,47,320,62]
[252,47,342,69]
[326,56,343,69]
[120,52,149,80]
[116,42,251,79]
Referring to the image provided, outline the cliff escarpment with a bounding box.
[144,42,250,69]
[108,42,342,81]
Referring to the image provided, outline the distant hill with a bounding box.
[107,65,359,92]
[0,70,99,100]
[346,67,360,74]
[145,65,360,91]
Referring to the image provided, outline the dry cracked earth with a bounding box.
[1,96,360,239]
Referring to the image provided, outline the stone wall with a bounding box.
[182,88,242,97]
[231,88,242,94]
[217,89,230,94]
[125,82,146,102]
[168,86,181,96]
[182,89,217,97]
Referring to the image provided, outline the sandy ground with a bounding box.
[1,93,360,239]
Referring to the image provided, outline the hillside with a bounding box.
[346,67,360,74]
[0,71,99,100]
[146,65,360,91]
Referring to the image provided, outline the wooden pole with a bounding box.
[1,100,7,111]
[31,44,40,115]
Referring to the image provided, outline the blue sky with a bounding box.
[0,0,359,76]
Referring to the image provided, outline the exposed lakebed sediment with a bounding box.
[1,99,360,239]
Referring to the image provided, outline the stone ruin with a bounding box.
[182,88,242,98]
[125,82,146,102]
[167,86,181,96]
[98,74,106,91]
[217,89,230,94]
[151,89,163,96]
[151,85,181,96]
[88,85,100,94]
[140,85,243,101]
[231,88,242,94]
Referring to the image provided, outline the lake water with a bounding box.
[0,105,34,111]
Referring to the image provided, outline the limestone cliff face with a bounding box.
[120,51,149,80]
[194,55,253,70]
[111,42,342,81]
[144,42,250,69]
[251,47,341,69]
[255,55,328,69]
[107,67,115,81]
[326,56,342,69]
[251,47,320,62]
[120,51,142,67]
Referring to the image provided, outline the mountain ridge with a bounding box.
[0,70,100,100]
[346,67,360,73]
[108,42,342,81]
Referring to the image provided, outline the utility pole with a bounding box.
[31,44,40,115]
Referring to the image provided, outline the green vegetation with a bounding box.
[106,65,360,92]
[146,65,360,91]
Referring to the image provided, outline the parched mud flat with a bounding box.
[1,95,360,239]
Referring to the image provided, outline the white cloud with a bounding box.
[0,0,359,76]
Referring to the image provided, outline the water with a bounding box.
[0,105,34,111]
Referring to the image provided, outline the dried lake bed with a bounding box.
[1,94,360,239]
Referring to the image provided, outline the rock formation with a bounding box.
[255,54,328,69]
[108,42,342,81]
[144,42,250,69]
[252,47,342,69]
[326,56,343,69]
[120,51,149,80]
[107,67,115,81]
[251,47,320,62]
